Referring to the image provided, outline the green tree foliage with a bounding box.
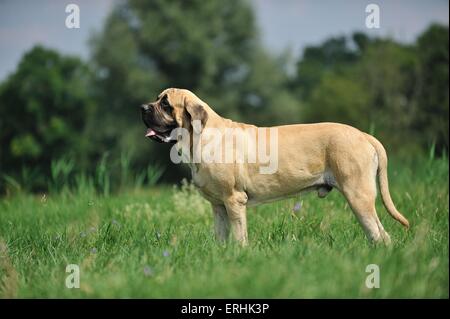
[0,46,96,189]
[357,39,420,152]
[297,25,449,155]
[295,36,359,100]
[416,24,449,154]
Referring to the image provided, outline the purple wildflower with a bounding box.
[293,201,302,212]
[143,266,153,277]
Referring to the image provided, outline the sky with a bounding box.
[0,0,448,80]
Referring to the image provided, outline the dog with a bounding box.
[141,88,409,245]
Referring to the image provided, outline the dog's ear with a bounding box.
[185,101,208,134]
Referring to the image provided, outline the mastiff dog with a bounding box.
[140,88,409,245]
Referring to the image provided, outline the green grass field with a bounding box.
[0,156,448,298]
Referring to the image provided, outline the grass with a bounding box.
[0,156,448,298]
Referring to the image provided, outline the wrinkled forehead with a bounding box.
[157,89,183,107]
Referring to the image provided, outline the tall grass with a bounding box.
[1,152,166,196]
[2,167,42,194]
[49,157,75,193]
[0,153,447,298]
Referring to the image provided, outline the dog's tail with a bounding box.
[365,133,410,228]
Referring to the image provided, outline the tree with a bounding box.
[416,24,449,154]
[306,71,371,129]
[293,29,449,156]
[0,46,95,189]
[295,36,359,100]
[356,39,420,152]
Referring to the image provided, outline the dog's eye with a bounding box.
[161,99,171,112]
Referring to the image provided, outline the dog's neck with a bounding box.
[202,104,250,131]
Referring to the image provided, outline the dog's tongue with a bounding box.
[145,128,156,137]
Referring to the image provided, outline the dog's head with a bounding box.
[141,88,209,143]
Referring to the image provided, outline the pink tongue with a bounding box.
[145,128,156,137]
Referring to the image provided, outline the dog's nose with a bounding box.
[141,104,149,112]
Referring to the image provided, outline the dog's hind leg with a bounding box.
[340,178,391,245]
[331,139,391,244]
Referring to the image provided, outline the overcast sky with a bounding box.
[0,0,448,80]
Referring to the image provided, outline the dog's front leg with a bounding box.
[212,205,230,243]
[224,192,248,246]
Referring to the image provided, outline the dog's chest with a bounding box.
[190,165,224,204]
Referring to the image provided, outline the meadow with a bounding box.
[0,154,448,298]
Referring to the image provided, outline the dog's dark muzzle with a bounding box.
[140,104,177,143]
[141,103,160,130]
